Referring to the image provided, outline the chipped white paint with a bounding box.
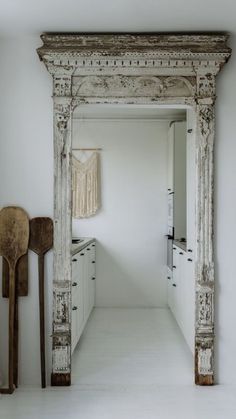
[198,348,213,375]
[37,33,231,385]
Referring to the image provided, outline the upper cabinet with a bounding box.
[186,109,196,253]
[173,121,187,240]
[168,121,187,240]
[167,116,196,250]
[167,124,175,194]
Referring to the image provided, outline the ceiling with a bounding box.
[0,0,235,37]
[73,105,186,120]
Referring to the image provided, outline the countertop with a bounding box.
[71,237,95,255]
[173,239,187,252]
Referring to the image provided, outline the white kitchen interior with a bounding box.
[70,105,195,385]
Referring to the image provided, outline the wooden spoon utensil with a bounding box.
[29,217,53,388]
[0,207,29,394]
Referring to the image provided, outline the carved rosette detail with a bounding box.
[199,105,214,142]
[197,72,216,99]
[54,103,72,133]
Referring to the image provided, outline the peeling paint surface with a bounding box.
[37,33,231,385]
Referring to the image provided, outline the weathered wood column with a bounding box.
[51,73,73,385]
[195,68,218,385]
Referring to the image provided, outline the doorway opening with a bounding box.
[70,104,195,386]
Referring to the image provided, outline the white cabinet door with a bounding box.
[83,245,91,323]
[176,248,186,330]
[170,244,194,354]
[89,243,96,312]
[172,245,179,319]
[71,241,96,353]
[167,123,174,193]
[183,254,195,354]
[167,267,173,310]
[173,121,187,239]
[71,254,79,352]
[77,250,85,332]
[186,108,196,253]
[71,249,85,352]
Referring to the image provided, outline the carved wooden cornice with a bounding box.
[37,33,231,76]
[37,33,231,58]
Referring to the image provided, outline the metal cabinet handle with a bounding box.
[187,258,193,262]
[72,258,77,262]
[172,284,177,287]
[72,306,78,311]
[91,277,95,280]
[72,282,78,287]
[92,261,95,264]
[173,265,176,269]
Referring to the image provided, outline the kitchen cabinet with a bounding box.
[186,108,196,253]
[167,243,194,354]
[173,121,187,239]
[167,123,174,193]
[167,121,187,238]
[71,240,96,353]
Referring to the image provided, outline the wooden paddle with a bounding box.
[0,207,29,394]
[2,253,29,298]
[29,217,53,388]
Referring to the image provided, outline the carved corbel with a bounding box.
[44,62,74,97]
[53,74,73,97]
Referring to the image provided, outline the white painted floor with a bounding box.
[1,308,236,419]
[72,308,193,387]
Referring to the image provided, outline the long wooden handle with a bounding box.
[38,254,46,388]
[14,294,19,388]
[8,265,16,393]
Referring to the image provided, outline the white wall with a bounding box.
[72,119,168,307]
[0,30,236,387]
[0,37,53,386]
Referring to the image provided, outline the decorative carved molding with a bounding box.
[72,75,195,98]
[37,33,231,387]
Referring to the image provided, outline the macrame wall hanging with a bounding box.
[72,152,100,218]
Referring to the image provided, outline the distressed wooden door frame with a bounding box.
[37,33,231,386]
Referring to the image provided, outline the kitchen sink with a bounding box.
[72,238,84,244]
